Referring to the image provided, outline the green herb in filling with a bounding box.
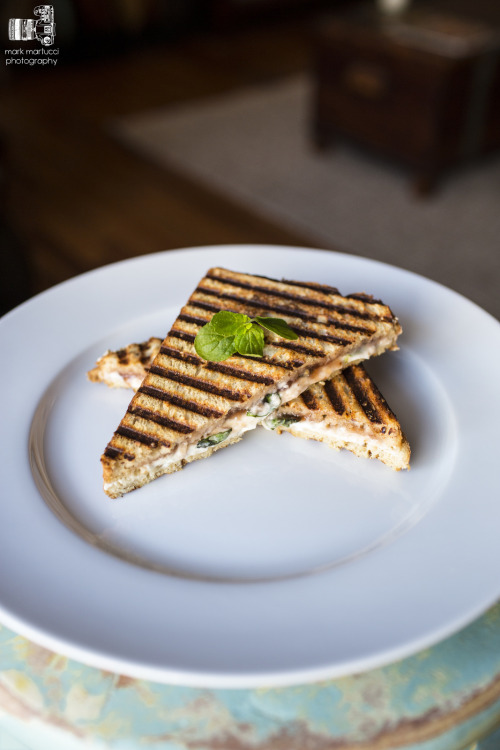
[264,415,302,430]
[196,429,232,449]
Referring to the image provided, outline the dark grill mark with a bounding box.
[301,390,319,410]
[324,379,346,415]
[347,293,379,303]
[116,349,128,364]
[325,320,371,335]
[103,445,135,461]
[168,329,196,343]
[148,365,247,401]
[240,355,296,371]
[282,279,340,295]
[271,340,323,357]
[206,362,275,385]
[343,368,383,423]
[193,286,376,333]
[290,325,351,347]
[139,340,156,364]
[202,275,386,321]
[177,313,208,328]
[354,366,397,421]
[128,405,194,434]
[115,425,168,447]
[187,299,224,315]
[160,345,201,366]
[138,385,224,418]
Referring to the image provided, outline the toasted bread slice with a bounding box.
[267,364,410,470]
[101,268,402,497]
[90,339,409,471]
[87,337,162,390]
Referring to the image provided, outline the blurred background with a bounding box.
[1,0,500,318]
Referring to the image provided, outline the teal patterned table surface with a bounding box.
[1,601,500,750]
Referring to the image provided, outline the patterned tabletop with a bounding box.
[1,601,500,749]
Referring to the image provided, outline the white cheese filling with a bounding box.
[285,418,374,448]
[104,372,144,390]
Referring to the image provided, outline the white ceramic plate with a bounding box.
[2,245,500,688]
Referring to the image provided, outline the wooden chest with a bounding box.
[312,6,500,193]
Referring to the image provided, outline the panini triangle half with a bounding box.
[268,364,410,470]
[101,267,402,497]
[89,340,409,471]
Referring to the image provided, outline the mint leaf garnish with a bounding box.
[211,311,251,336]
[254,317,298,340]
[194,310,299,362]
[234,323,264,357]
[194,323,236,362]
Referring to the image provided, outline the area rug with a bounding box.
[112,75,500,319]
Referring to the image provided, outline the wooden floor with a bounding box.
[0,21,321,315]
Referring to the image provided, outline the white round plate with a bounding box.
[1,245,500,688]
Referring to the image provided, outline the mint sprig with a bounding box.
[194,311,298,362]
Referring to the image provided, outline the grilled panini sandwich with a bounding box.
[89,340,410,470]
[101,267,402,497]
